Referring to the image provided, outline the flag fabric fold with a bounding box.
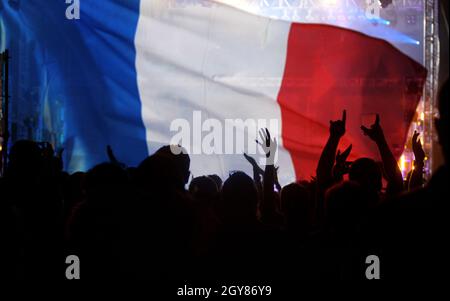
[1,0,427,184]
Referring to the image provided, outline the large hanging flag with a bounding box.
[1,0,426,184]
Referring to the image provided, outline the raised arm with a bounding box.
[317,110,346,189]
[243,152,264,199]
[274,166,282,192]
[332,144,353,183]
[106,145,126,169]
[244,153,264,182]
[256,128,279,223]
[408,131,425,190]
[361,114,404,194]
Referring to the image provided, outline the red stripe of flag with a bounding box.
[278,24,427,180]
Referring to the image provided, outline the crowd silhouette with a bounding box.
[0,80,448,281]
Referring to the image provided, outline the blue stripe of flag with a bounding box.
[1,0,148,171]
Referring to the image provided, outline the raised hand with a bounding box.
[259,129,280,223]
[256,128,277,165]
[361,114,384,143]
[106,145,127,169]
[361,114,403,193]
[336,144,352,166]
[243,152,264,175]
[330,110,346,138]
[107,145,119,163]
[333,144,353,179]
[412,131,425,163]
[408,131,425,190]
[317,110,347,189]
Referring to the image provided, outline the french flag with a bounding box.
[2,0,426,184]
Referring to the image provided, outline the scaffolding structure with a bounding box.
[423,0,440,180]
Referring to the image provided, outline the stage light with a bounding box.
[399,154,406,178]
[378,19,391,25]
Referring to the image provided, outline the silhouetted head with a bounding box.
[208,174,223,190]
[86,163,128,206]
[137,153,174,190]
[349,157,382,194]
[325,181,367,233]
[67,171,86,199]
[281,183,312,231]
[155,145,190,187]
[436,79,449,165]
[126,167,138,184]
[7,140,42,178]
[219,171,258,223]
[189,176,219,205]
